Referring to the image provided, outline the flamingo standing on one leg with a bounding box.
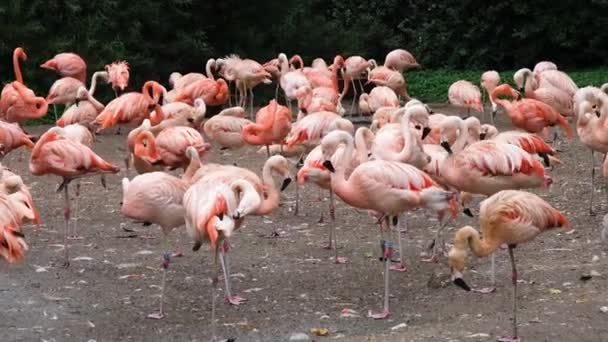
[321,130,458,319]
[40,52,87,83]
[448,190,569,342]
[29,127,120,267]
[480,71,500,124]
[241,100,292,156]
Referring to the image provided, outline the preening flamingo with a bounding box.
[480,70,500,122]
[285,111,354,149]
[173,78,229,107]
[359,86,399,115]
[321,130,458,319]
[242,100,292,156]
[368,66,409,100]
[40,52,87,83]
[384,49,420,72]
[448,190,568,342]
[29,127,119,267]
[0,121,35,158]
[448,80,483,117]
[203,106,252,150]
[341,56,375,113]
[2,82,48,124]
[518,68,574,117]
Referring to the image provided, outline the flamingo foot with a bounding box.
[421,255,440,263]
[497,337,520,342]
[225,295,247,306]
[334,256,347,264]
[390,263,407,272]
[146,311,165,320]
[471,287,496,294]
[67,235,84,240]
[367,308,390,319]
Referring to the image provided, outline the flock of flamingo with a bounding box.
[1,45,608,341]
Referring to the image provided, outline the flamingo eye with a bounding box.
[415,125,421,130]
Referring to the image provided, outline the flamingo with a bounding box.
[448,80,483,118]
[368,66,409,100]
[126,120,164,175]
[370,106,400,132]
[359,86,399,115]
[2,82,48,124]
[285,111,354,149]
[0,120,35,158]
[277,53,311,106]
[480,70,501,123]
[46,77,84,107]
[384,49,420,72]
[321,129,458,319]
[203,106,252,150]
[0,179,40,263]
[242,100,292,156]
[173,78,229,107]
[518,69,574,118]
[514,67,578,98]
[57,84,106,129]
[105,61,130,96]
[148,98,207,132]
[95,80,164,132]
[121,166,194,319]
[40,52,87,83]
[448,190,568,342]
[29,127,120,267]
[219,55,272,117]
[341,56,375,113]
[490,84,572,140]
[533,61,557,73]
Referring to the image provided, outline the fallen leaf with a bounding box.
[549,288,562,294]
[310,328,330,336]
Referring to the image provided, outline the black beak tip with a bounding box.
[463,208,474,217]
[422,127,432,139]
[479,133,486,140]
[440,141,453,154]
[453,277,471,292]
[280,177,292,191]
[323,160,335,173]
[187,118,194,123]
[538,152,550,167]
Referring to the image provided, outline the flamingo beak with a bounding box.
[322,160,335,173]
[479,133,486,140]
[440,141,453,154]
[280,177,292,191]
[453,277,472,291]
[422,127,432,140]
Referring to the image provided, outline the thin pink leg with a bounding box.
[67,182,84,240]
[390,216,406,272]
[368,232,391,319]
[220,241,246,305]
[61,182,71,268]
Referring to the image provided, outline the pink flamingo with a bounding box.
[105,61,130,96]
[277,53,311,104]
[321,129,458,319]
[148,98,207,132]
[370,106,400,132]
[29,127,119,267]
[203,106,252,150]
[242,100,292,156]
[448,190,568,342]
[285,111,353,149]
[518,69,574,117]
[0,120,35,157]
[40,52,87,83]
[219,55,272,116]
[533,61,557,73]
[490,84,573,140]
[173,78,228,107]
[341,56,375,113]
[58,84,107,129]
[448,80,483,118]
[359,86,399,115]
[0,47,30,116]
[46,77,84,107]
[384,49,420,72]
[297,55,345,115]
[368,66,409,100]
[95,80,164,132]
[2,82,48,124]
[480,70,501,122]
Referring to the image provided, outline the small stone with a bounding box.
[592,255,600,262]
[600,306,608,313]
[390,323,408,331]
[289,332,311,342]
[591,270,601,277]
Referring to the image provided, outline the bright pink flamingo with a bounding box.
[384,49,420,72]
[134,126,210,170]
[40,52,87,83]
[105,61,130,96]
[491,84,573,140]
[480,70,501,122]
[2,82,48,124]
[242,100,292,156]
[95,80,164,132]
[173,78,228,107]
[368,66,409,100]
[518,69,573,117]
[448,190,568,342]
[121,168,193,319]
[0,47,28,116]
[448,80,483,118]
[359,86,399,115]
[203,106,252,150]
[0,121,35,157]
[29,126,119,267]
[321,129,458,319]
[0,180,40,263]
[297,55,345,115]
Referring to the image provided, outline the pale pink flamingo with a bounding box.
[297,127,373,262]
[359,86,399,115]
[29,127,119,266]
[491,84,573,140]
[533,61,557,73]
[518,69,574,117]
[448,80,483,119]
[169,59,216,92]
[514,67,578,98]
[321,129,458,319]
[148,98,207,132]
[203,106,252,150]
[95,80,164,132]
[242,100,292,156]
[277,53,311,105]
[46,77,84,107]
[40,52,87,83]
[0,181,40,263]
[370,106,400,132]
[448,190,568,342]
[480,70,501,123]
[219,55,272,116]
[297,56,345,115]
[121,166,194,319]
[371,105,431,168]
[57,84,106,129]
[368,66,409,100]
[384,49,420,72]
[286,111,354,149]
[488,131,558,167]
[263,58,283,100]
[173,78,228,107]
[341,56,375,113]
[0,120,35,158]
[105,61,130,96]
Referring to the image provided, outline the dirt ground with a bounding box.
[1,104,608,342]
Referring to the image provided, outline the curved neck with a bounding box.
[206,59,215,80]
[523,72,535,96]
[135,131,158,158]
[150,104,165,126]
[331,60,340,93]
[331,133,367,208]
[89,71,107,95]
[13,82,47,115]
[279,56,289,77]
[31,132,56,160]
[256,161,279,214]
[13,50,24,84]
[453,119,469,152]
[354,128,370,164]
[490,91,513,113]
[453,226,498,258]
[182,149,202,184]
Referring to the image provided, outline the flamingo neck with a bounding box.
[279,56,289,77]
[331,61,340,93]
[331,133,367,208]
[13,50,24,84]
[89,71,106,95]
[490,91,513,115]
[354,129,370,165]
[256,161,279,215]
[206,59,215,80]
[453,226,498,258]
[150,104,165,126]
[453,119,469,153]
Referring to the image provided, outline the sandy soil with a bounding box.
[1,104,608,342]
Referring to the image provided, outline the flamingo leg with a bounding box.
[497,246,521,342]
[390,216,407,272]
[348,78,357,115]
[590,150,596,216]
[294,152,306,217]
[490,252,496,287]
[265,145,270,158]
[369,216,391,319]
[329,189,346,264]
[323,189,333,249]
[67,182,83,240]
[210,259,220,342]
[249,88,254,120]
[61,181,71,268]
[422,219,450,263]
[52,104,58,122]
[147,235,172,320]
[274,83,279,101]
[220,241,246,305]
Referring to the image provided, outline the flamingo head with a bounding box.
[40,58,57,71]
[479,124,498,140]
[0,225,28,264]
[14,47,27,62]
[491,84,520,100]
[105,61,130,92]
[513,68,532,91]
